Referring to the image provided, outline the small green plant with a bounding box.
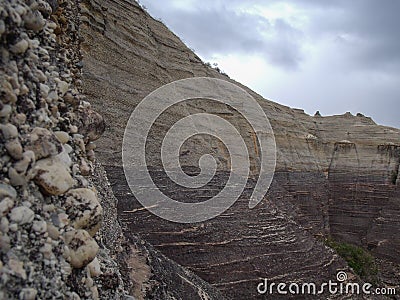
[325,238,378,281]
[391,169,398,185]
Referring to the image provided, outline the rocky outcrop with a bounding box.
[0,0,111,298]
[80,0,400,299]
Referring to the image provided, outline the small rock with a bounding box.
[39,243,53,259]
[87,257,102,277]
[0,20,5,37]
[86,142,96,151]
[54,131,69,144]
[19,84,29,96]
[0,197,14,216]
[8,259,27,279]
[43,204,55,212]
[51,212,69,228]
[14,151,35,174]
[32,220,47,234]
[46,223,60,239]
[64,229,99,269]
[64,92,79,107]
[0,217,9,233]
[91,286,99,300]
[2,81,17,104]
[70,125,78,134]
[85,276,94,288]
[0,104,12,118]
[0,183,17,200]
[66,188,102,236]
[24,10,45,31]
[14,113,27,125]
[39,83,50,97]
[9,223,18,232]
[34,158,74,195]
[45,0,59,14]
[8,167,26,186]
[10,39,29,55]
[47,90,58,102]
[86,150,95,162]
[57,80,69,96]
[0,233,10,253]
[5,139,23,160]
[0,123,18,140]
[53,145,72,167]
[80,158,91,176]
[36,70,47,82]
[10,206,35,225]
[69,292,81,300]
[19,288,38,300]
[76,108,105,141]
[25,127,63,159]
[36,0,53,18]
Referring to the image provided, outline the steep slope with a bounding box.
[79,0,400,298]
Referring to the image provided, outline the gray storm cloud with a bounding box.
[139,0,400,128]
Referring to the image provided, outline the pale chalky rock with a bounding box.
[8,259,27,280]
[14,151,35,174]
[32,220,47,234]
[0,184,17,200]
[0,104,12,118]
[0,198,15,216]
[65,188,102,236]
[19,288,38,300]
[87,257,102,277]
[57,80,69,96]
[0,233,10,253]
[23,10,45,32]
[10,39,29,54]
[5,139,23,160]
[1,81,17,104]
[54,131,70,144]
[10,206,35,225]
[8,167,26,186]
[33,158,74,195]
[24,127,63,159]
[0,124,18,140]
[64,229,99,269]
[53,145,72,167]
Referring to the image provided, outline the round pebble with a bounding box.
[54,131,69,144]
[10,206,35,225]
[0,183,17,200]
[65,188,102,236]
[64,229,99,269]
[5,139,23,160]
[0,123,18,140]
[10,39,29,55]
[0,198,15,216]
[33,158,74,195]
[0,105,12,118]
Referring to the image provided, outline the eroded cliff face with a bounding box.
[79,0,400,298]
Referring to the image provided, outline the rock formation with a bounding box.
[1,0,399,299]
[79,0,400,299]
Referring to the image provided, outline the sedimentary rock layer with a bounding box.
[80,0,400,298]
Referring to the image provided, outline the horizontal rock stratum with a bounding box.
[80,0,400,299]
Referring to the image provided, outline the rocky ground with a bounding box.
[0,0,128,298]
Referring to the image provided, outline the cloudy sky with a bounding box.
[139,0,400,128]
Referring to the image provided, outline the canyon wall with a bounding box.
[79,0,400,298]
